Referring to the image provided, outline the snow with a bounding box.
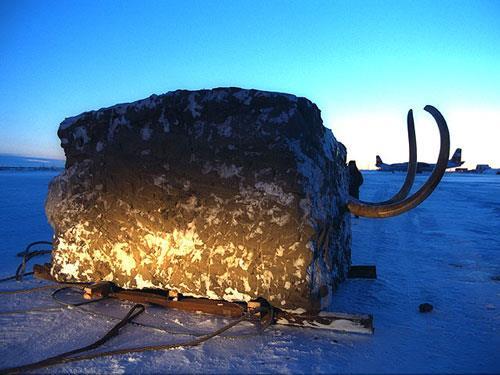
[0,154,64,169]
[0,170,499,373]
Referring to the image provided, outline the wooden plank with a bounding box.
[110,290,245,318]
[33,263,56,282]
[275,309,374,334]
[347,265,377,279]
[83,281,113,297]
[168,290,179,299]
[32,262,374,333]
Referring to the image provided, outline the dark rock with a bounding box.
[419,303,433,313]
[46,87,351,311]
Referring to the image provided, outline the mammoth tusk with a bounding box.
[347,105,450,218]
[369,109,417,205]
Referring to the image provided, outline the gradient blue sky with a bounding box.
[1,0,499,169]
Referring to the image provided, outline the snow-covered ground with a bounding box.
[0,170,498,373]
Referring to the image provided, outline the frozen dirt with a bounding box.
[0,170,498,373]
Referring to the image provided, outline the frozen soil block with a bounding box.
[46,87,351,311]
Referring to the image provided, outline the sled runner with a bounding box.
[34,263,373,334]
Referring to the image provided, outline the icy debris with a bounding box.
[159,108,171,133]
[187,92,201,118]
[141,126,153,141]
[108,115,129,141]
[269,108,297,125]
[233,89,252,105]
[254,181,294,206]
[201,89,229,103]
[73,126,90,149]
[217,118,232,137]
[202,162,242,178]
[153,175,167,187]
[322,129,336,161]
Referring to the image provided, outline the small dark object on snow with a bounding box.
[491,275,500,282]
[419,303,433,313]
[347,265,377,279]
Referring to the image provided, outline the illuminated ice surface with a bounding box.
[0,170,498,373]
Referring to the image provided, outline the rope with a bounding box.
[51,287,203,336]
[0,284,60,295]
[16,250,51,281]
[0,281,91,295]
[2,304,146,374]
[0,240,52,283]
[50,286,265,338]
[1,284,266,337]
[0,306,64,316]
[0,272,33,283]
[1,305,268,374]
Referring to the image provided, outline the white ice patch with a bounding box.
[134,274,157,289]
[322,129,336,161]
[287,139,328,223]
[153,175,167,187]
[159,108,170,133]
[59,262,80,279]
[223,287,251,302]
[217,164,242,178]
[108,115,129,141]
[203,162,242,178]
[269,107,296,124]
[73,126,90,150]
[255,181,294,206]
[144,221,204,262]
[217,117,232,137]
[283,307,307,314]
[270,212,290,226]
[188,93,201,118]
[141,126,152,141]
[112,243,136,276]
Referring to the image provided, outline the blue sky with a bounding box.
[1,0,499,168]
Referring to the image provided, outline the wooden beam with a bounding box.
[32,262,374,333]
[347,265,377,279]
[110,290,245,318]
[33,263,55,282]
[275,309,374,334]
[83,281,113,299]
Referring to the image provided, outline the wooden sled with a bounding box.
[34,263,373,334]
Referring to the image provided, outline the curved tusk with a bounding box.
[370,109,417,205]
[347,105,450,218]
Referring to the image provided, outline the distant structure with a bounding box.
[454,164,500,175]
[376,148,463,172]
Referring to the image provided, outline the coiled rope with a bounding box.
[0,240,52,283]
